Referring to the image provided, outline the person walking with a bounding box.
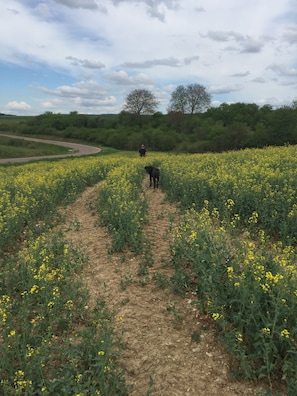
[139,144,147,157]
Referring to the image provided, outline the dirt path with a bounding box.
[59,180,270,395]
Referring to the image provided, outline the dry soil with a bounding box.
[58,179,280,396]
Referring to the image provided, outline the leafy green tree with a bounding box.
[268,107,297,145]
[248,122,270,147]
[205,102,260,128]
[168,83,211,114]
[123,89,159,116]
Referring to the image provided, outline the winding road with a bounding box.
[0,134,101,164]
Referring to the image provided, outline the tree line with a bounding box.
[9,84,297,153]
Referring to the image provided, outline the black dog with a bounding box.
[144,166,160,189]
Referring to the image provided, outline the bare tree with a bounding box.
[187,84,211,114]
[168,83,211,114]
[123,89,159,116]
[167,85,187,113]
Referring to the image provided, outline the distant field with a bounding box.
[0,115,33,128]
[0,135,71,158]
[0,116,72,158]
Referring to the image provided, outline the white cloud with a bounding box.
[231,72,251,78]
[266,64,297,78]
[203,31,266,53]
[39,80,108,99]
[41,100,62,109]
[37,80,118,114]
[120,57,181,69]
[5,101,32,111]
[66,56,105,69]
[282,27,297,45]
[103,70,153,86]
[184,56,200,65]
[209,85,243,95]
[239,38,265,53]
[34,3,54,19]
[194,7,205,13]
[203,30,243,43]
[111,0,180,21]
[252,77,266,84]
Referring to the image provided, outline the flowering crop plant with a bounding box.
[0,155,124,252]
[1,144,297,393]
[97,158,151,253]
[160,145,297,243]
[0,231,128,395]
[0,155,129,395]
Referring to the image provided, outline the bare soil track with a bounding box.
[58,180,280,396]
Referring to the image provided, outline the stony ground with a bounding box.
[58,179,280,396]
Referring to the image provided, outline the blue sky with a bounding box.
[1,0,297,115]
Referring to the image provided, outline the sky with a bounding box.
[1,0,297,116]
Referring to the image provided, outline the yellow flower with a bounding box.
[65,300,74,308]
[280,329,290,338]
[189,230,197,242]
[265,271,284,285]
[64,244,69,255]
[26,344,34,358]
[227,266,234,279]
[52,286,60,297]
[212,313,221,321]
[225,199,235,209]
[75,373,83,383]
[1,295,10,303]
[30,284,39,294]
[248,211,259,224]
[236,333,243,342]
[8,330,16,338]
[262,327,271,335]
[260,283,270,292]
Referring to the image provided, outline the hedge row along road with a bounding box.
[0,133,101,164]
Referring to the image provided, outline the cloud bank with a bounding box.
[0,0,297,115]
